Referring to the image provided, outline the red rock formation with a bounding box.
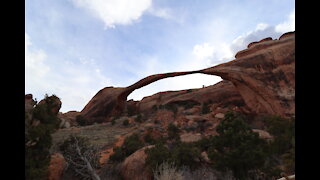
[203,32,295,117]
[48,153,66,180]
[81,32,295,122]
[120,145,154,180]
[58,110,81,127]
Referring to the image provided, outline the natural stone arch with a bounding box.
[81,32,295,122]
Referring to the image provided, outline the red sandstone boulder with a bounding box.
[120,145,154,180]
[48,153,66,180]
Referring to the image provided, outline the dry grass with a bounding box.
[50,117,138,153]
[153,162,183,180]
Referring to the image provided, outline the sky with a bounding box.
[25,0,295,113]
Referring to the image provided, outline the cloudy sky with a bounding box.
[25,0,295,113]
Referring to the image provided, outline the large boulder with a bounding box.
[120,145,154,180]
[180,133,202,143]
[38,95,62,115]
[48,153,66,180]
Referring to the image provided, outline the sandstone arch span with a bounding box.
[81,32,295,122]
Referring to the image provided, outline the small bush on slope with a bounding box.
[109,133,144,162]
[207,111,268,180]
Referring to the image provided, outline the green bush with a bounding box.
[76,115,89,126]
[135,114,142,123]
[145,142,201,171]
[122,119,129,126]
[109,146,126,162]
[127,104,137,116]
[265,115,295,174]
[201,101,210,114]
[25,94,61,180]
[111,118,116,125]
[145,143,171,170]
[167,123,180,140]
[207,111,268,180]
[152,105,158,112]
[109,133,144,162]
[170,142,201,169]
[144,132,156,145]
[164,104,178,115]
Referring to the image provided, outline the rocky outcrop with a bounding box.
[48,153,67,180]
[38,95,62,115]
[58,111,81,127]
[203,32,295,117]
[81,32,295,122]
[120,145,154,180]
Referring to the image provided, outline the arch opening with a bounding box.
[127,73,222,101]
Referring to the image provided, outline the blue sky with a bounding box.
[25,0,295,113]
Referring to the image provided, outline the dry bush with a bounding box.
[153,162,183,180]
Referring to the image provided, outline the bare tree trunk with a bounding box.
[74,137,101,180]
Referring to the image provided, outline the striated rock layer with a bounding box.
[81,32,295,122]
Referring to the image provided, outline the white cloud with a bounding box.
[192,43,215,60]
[71,0,152,28]
[231,9,295,54]
[191,42,233,68]
[148,7,172,19]
[25,33,112,112]
[25,33,50,89]
[275,9,295,33]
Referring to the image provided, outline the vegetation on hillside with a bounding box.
[144,111,295,180]
[25,94,61,180]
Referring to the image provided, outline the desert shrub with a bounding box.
[265,116,295,174]
[109,146,126,162]
[164,103,178,115]
[76,115,89,126]
[25,95,61,180]
[207,111,268,180]
[181,166,224,180]
[153,162,183,180]
[122,119,129,126]
[144,132,156,145]
[127,104,137,116]
[171,142,201,169]
[109,133,144,162]
[146,142,201,171]
[158,104,165,110]
[193,135,215,152]
[135,114,142,123]
[145,143,171,170]
[111,118,116,125]
[201,101,210,114]
[152,105,158,112]
[167,123,180,140]
[265,116,295,155]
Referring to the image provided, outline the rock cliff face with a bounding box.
[81,32,295,122]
